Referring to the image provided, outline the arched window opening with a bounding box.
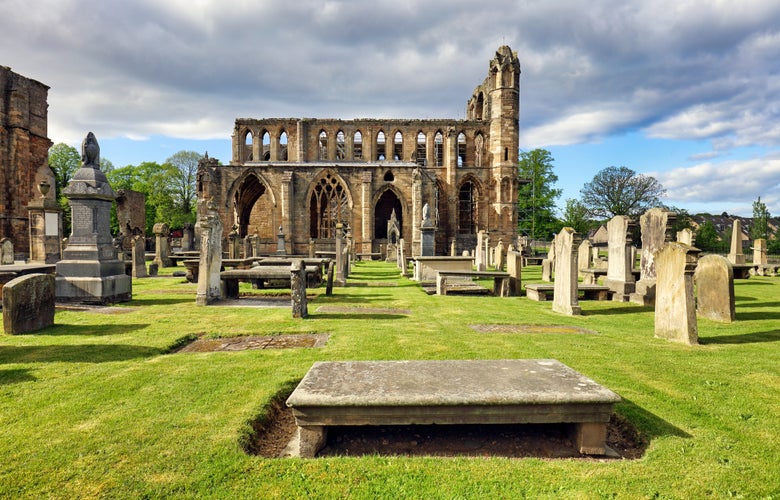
[434,131,443,167]
[416,131,426,166]
[244,130,253,161]
[318,130,328,160]
[353,131,362,160]
[376,131,386,161]
[336,130,346,160]
[374,190,402,240]
[475,93,484,120]
[393,131,403,161]
[457,133,467,167]
[458,181,477,234]
[475,133,484,168]
[504,147,509,162]
[383,170,394,182]
[309,173,349,239]
[261,131,271,161]
[279,131,288,161]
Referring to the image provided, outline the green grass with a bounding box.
[1,261,779,498]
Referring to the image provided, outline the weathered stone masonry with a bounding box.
[197,46,521,256]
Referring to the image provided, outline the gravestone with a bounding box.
[131,235,147,278]
[335,224,346,285]
[694,254,735,323]
[55,132,131,304]
[399,238,409,277]
[541,258,552,282]
[577,239,592,279]
[181,223,194,251]
[291,259,308,318]
[325,260,334,295]
[27,179,62,264]
[552,227,581,315]
[475,230,486,271]
[276,225,287,255]
[152,222,172,268]
[506,249,523,296]
[3,273,55,334]
[450,238,456,257]
[753,238,767,266]
[243,236,253,259]
[630,208,675,306]
[0,238,13,265]
[195,199,223,306]
[309,239,316,259]
[495,239,505,271]
[728,220,746,265]
[654,242,699,345]
[420,203,435,256]
[228,225,241,259]
[604,215,635,301]
[677,228,694,246]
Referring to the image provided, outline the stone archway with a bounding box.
[233,174,275,239]
[374,189,402,240]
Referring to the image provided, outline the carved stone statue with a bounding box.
[81,131,100,167]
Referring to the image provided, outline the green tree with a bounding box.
[580,166,666,219]
[751,196,770,240]
[48,143,81,235]
[107,162,180,235]
[694,220,723,252]
[165,150,201,220]
[560,198,593,235]
[517,149,562,239]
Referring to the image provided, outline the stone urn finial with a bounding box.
[38,180,50,198]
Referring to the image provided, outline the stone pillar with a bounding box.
[753,238,767,266]
[335,223,345,285]
[27,180,62,264]
[631,208,675,306]
[152,222,172,268]
[694,254,735,323]
[506,249,522,296]
[399,238,408,277]
[131,235,147,278]
[728,219,746,265]
[361,170,373,254]
[290,259,308,318]
[196,200,223,306]
[654,242,699,345]
[281,171,293,252]
[604,215,636,301]
[552,227,581,316]
[450,238,456,257]
[411,168,422,256]
[181,223,194,251]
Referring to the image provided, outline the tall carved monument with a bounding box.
[55,133,131,304]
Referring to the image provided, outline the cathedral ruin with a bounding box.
[197,46,521,256]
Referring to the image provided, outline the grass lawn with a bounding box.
[1,261,779,498]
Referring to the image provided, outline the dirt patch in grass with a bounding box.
[248,402,646,460]
[470,324,599,335]
[175,333,329,353]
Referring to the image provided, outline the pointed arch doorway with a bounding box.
[374,189,402,241]
[234,174,275,241]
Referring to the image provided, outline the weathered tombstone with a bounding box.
[55,133,132,304]
[195,199,223,306]
[694,254,735,323]
[753,238,767,266]
[495,239,505,271]
[325,260,334,295]
[604,215,636,302]
[577,239,592,279]
[290,259,308,318]
[677,228,694,246]
[131,235,147,278]
[335,223,346,285]
[475,230,486,271]
[728,219,746,265]
[0,238,14,265]
[152,222,172,268]
[420,203,435,256]
[276,225,286,255]
[462,250,470,257]
[243,236,252,259]
[181,223,194,251]
[506,249,523,296]
[309,239,316,259]
[148,262,158,276]
[450,238,456,257]
[27,180,63,264]
[399,238,409,277]
[541,258,552,282]
[630,208,675,306]
[654,242,699,345]
[227,225,241,259]
[3,273,55,334]
[552,227,581,316]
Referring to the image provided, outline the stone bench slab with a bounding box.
[525,283,610,302]
[285,359,620,457]
[436,270,510,296]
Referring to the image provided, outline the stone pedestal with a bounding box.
[228,226,240,259]
[56,133,131,304]
[420,226,435,256]
[277,226,287,255]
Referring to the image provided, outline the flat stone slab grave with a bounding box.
[285,359,621,457]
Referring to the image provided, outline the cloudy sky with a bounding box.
[3,0,780,217]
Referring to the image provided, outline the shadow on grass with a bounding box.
[307,313,409,321]
[699,329,780,345]
[25,323,151,337]
[0,343,162,363]
[617,397,691,440]
[582,306,653,316]
[735,300,780,308]
[734,295,759,302]
[0,367,36,385]
[128,296,195,306]
[735,311,780,321]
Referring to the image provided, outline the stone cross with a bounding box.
[552,227,581,316]
[694,254,735,323]
[654,242,699,345]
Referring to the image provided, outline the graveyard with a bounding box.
[1,258,779,498]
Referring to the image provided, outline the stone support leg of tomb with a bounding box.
[574,421,608,455]
[292,425,327,458]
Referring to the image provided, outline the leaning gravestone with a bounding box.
[630,208,675,306]
[195,199,223,306]
[553,227,581,316]
[3,273,55,334]
[56,132,131,304]
[654,242,699,345]
[604,215,635,302]
[694,254,735,323]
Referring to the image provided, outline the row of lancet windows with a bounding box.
[243,129,485,167]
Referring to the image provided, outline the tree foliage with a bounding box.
[580,166,666,219]
[561,198,593,235]
[694,220,725,252]
[517,149,563,239]
[751,196,770,240]
[48,143,81,235]
[165,150,201,218]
